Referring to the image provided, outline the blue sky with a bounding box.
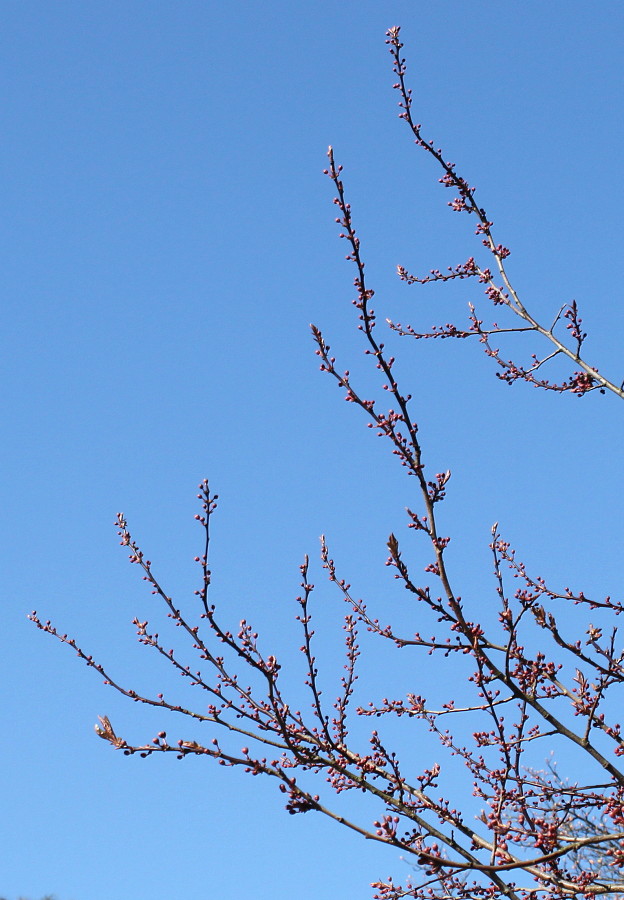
[2,2,623,898]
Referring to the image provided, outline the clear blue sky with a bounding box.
[2,2,623,899]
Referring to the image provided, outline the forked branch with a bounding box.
[30,27,624,900]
